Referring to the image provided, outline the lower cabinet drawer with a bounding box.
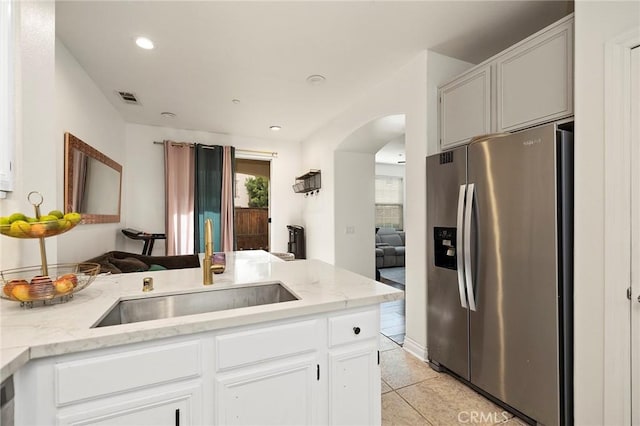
[328,308,378,347]
[55,340,202,406]
[216,319,320,370]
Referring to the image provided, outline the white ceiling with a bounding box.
[55,1,572,143]
[376,137,406,165]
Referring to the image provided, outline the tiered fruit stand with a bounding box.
[0,192,99,307]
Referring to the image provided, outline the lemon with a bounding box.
[39,215,58,222]
[0,217,9,225]
[64,212,82,224]
[48,210,64,219]
[26,217,38,223]
[8,213,27,223]
[9,220,29,236]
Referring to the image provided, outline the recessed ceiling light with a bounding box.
[232,99,241,104]
[270,125,282,131]
[161,112,176,118]
[306,74,326,86]
[135,37,154,50]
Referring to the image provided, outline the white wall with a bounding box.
[0,1,56,270]
[573,1,640,424]
[301,50,472,356]
[123,124,302,255]
[334,151,375,277]
[54,39,127,263]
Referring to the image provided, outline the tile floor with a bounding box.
[379,334,528,426]
[380,279,406,345]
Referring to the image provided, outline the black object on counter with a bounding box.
[287,225,305,260]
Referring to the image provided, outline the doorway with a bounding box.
[375,137,406,345]
[234,158,270,251]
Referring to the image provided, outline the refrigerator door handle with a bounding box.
[456,184,468,308]
[464,183,477,311]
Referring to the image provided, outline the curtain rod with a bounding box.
[153,141,277,157]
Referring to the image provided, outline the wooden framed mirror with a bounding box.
[64,132,122,224]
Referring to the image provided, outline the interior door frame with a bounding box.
[603,27,640,425]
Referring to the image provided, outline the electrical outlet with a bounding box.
[345,226,355,234]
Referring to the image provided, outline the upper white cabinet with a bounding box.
[438,14,574,151]
[496,18,573,132]
[439,65,492,149]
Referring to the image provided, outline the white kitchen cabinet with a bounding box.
[437,14,574,151]
[215,354,320,425]
[14,336,209,426]
[57,384,201,426]
[214,319,323,425]
[328,308,380,426]
[439,64,492,150]
[496,16,573,132]
[14,307,383,426]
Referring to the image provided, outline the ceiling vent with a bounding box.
[116,91,141,105]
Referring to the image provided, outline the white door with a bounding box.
[631,45,640,426]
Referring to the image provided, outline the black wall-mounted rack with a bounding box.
[293,170,321,194]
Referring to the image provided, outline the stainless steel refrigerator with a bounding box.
[426,122,573,426]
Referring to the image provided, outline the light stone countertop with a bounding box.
[0,251,403,382]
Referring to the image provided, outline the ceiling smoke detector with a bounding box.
[270,125,282,131]
[116,91,141,105]
[306,74,326,86]
[161,112,176,118]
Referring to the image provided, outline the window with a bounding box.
[375,175,403,230]
[0,0,15,193]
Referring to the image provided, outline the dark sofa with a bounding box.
[84,250,200,274]
[375,228,405,268]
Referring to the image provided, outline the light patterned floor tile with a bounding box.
[380,334,399,351]
[380,348,439,389]
[382,392,431,426]
[381,379,393,394]
[397,374,513,426]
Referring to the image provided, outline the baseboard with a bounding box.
[402,336,428,362]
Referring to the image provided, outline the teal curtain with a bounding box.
[194,144,223,253]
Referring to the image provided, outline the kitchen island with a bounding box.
[0,251,403,425]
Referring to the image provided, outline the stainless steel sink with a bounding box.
[93,282,298,328]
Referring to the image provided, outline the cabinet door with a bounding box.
[58,384,201,426]
[329,342,380,426]
[496,17,573,131]
[215,354,320,426]
[439,64,492,150]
